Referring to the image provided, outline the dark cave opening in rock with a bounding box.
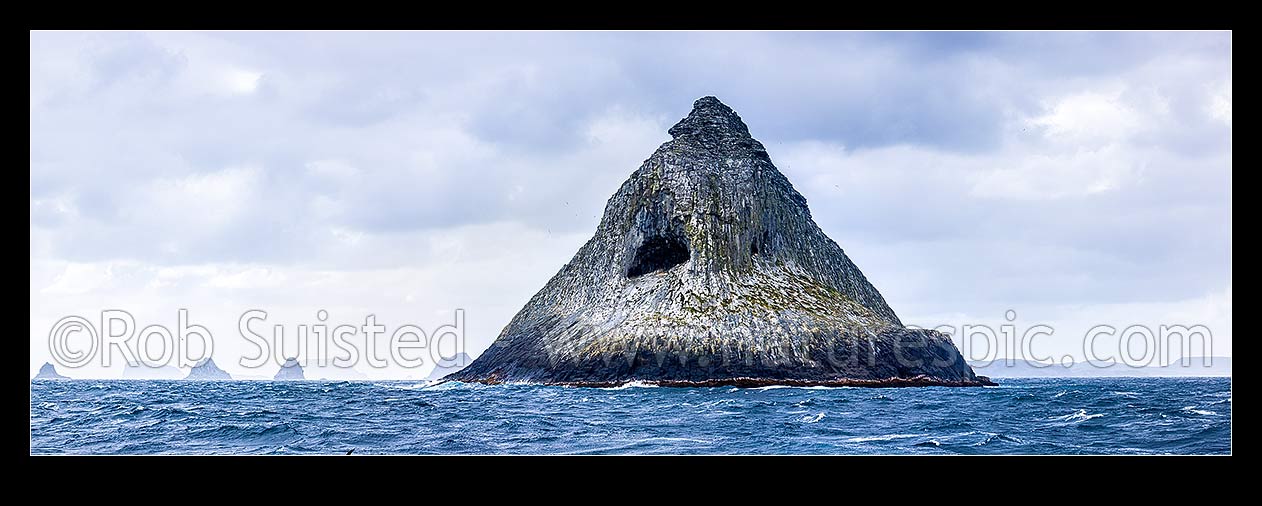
[627,234,690,278]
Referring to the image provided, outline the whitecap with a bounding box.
[800,412,825,423]
[1052,409,1104,423]
[974,432,1023,446]
[374,381,435,391]
[700,399,738,408]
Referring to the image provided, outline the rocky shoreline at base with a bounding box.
[453,374,998,389]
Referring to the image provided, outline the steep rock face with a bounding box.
[448,96,991,387]
[185,358,232,380]
[274,358,305,380]
[33,362,69,380]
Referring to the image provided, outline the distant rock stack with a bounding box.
[33,362,69,380]
[274,358,305,380]
[448,96,993,388]
[184,358,232,380]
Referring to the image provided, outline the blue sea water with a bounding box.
[30,377,1229,455]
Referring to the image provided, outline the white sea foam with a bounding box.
[1053,409,1104,423]
[602,381,659,390]
[1182,406,1217,416]
[800,412,826,423]
[561,436,713,454]
[644,436,711,444]
[376,382,432,391]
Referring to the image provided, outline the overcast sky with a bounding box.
[30,31,1231,378]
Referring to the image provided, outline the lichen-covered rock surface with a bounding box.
[449,96,993,388]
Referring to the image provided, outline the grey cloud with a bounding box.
[29,30,1231,318]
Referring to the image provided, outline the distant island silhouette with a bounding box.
[33,362,68,380]
[185,358,232,380]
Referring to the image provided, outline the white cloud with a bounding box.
[41,263,115,295]
[143,165,260,227]
[306,159,361,180]
[29,195,79,226]
[206,267,286,289]
[969,144,1143,200]
[1210,79,1232,126]
[220,68,262,94]
[1026,88,1143,145]
[776,139,1142,202]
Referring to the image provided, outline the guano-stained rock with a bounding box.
[448,96,993,388]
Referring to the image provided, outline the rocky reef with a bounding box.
[447,96,993,388]
[185,358,232,380]
[33,362,69,380]
[274,358,305,380]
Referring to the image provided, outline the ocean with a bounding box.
[30,377,1230,455]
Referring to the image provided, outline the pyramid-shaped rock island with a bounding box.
[449,97,993,388]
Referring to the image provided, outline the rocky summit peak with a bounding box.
[667,96,753,146]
